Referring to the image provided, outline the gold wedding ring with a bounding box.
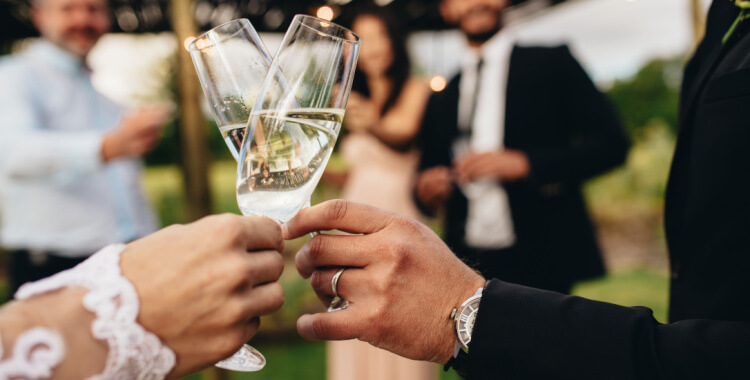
[328,268,349,312]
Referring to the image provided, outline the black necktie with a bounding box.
[461,58,484,137]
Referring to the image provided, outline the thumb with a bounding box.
[297,310,362,341]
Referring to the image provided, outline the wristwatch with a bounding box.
[444,287,483,375]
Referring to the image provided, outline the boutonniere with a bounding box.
[723,0,750,44]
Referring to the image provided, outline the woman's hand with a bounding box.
[122,214,286,377]
[344,92,378,133]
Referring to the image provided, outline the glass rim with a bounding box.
[189,18,257,52]
[292,15,360,44]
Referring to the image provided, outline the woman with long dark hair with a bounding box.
[325,7,436,380]
[331,8,430,223]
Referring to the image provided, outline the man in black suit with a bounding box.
[283,0,750,378]
[416,0,629,294]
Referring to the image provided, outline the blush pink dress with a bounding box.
[327,132,437,380]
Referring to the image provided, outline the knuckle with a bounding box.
[236,258,255,284]
[272,252,285,277]
[222,302,246,326]
[269,283,285,310]
[326,199,349,222]
[312,317,330,339]
[308,236,328,260]
[217,214,244,245]
[222,330,247,354]
[310,271,327,294]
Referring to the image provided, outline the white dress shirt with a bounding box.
[0,41,158,257]
[454,30,517,250]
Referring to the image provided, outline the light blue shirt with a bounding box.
[0,40,158,257]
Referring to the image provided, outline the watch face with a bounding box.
[456,298,480,348]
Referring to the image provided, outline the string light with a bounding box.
[317,6,334,21]
[430,75,447,92]
[183,36,196,51]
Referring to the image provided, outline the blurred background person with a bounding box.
[324,7,435,380]
[416,0,630,294]
[327,7,430,220]
[0,0,168,293]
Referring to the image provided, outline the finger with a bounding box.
[243,317,261,342]
[462,156,501,180]
[282,200,395,239]
[455,152,490,173]
[241,281,285,317]
[295,234,370,278]
[297,309,363,341]
[217,318,260,360]
[244,250,284,286]
[238,216,284,252]
[310,267,367,301]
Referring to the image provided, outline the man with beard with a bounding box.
[415,0,629,294]
[0,0,168,292]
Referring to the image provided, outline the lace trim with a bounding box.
[15,244,176,380]
[0,327,65,379]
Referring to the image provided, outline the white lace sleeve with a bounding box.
[13,244,176,380]
[0,327,64,379]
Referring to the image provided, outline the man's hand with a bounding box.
[415,166,454,210]
[102,106,171,161]
[121,214,285,378]
[453,149,530,183]
[283,200,485,365]
[344,92,378,133]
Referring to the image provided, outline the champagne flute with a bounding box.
[237,15,360,223]
[188,19,272,372]
[189,19,272,161]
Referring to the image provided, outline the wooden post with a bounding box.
[690,0,706,48]
[169,1,224,377]
[171,0,213,222]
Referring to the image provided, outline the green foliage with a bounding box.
[607,58,683,135]
[573,269,669,323]
[584,120,675,220]
[181,340,326,380]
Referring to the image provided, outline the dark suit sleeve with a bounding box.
[467,279,750,379]
[524,46,630,185]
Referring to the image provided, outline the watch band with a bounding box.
[444,347,470,376]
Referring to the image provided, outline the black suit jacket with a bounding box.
[417,45,628,288]
[467,2,750,378]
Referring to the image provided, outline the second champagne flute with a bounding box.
[189,19,272,160]
[237,15,360,223]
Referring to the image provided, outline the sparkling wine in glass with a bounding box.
[189,19,272,160]
[237,15,360,223]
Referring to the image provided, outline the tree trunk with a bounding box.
[171,0,213,222]
[169,0,225,378]
[690,0,706,48]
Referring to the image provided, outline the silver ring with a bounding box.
[331,268,345,298]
